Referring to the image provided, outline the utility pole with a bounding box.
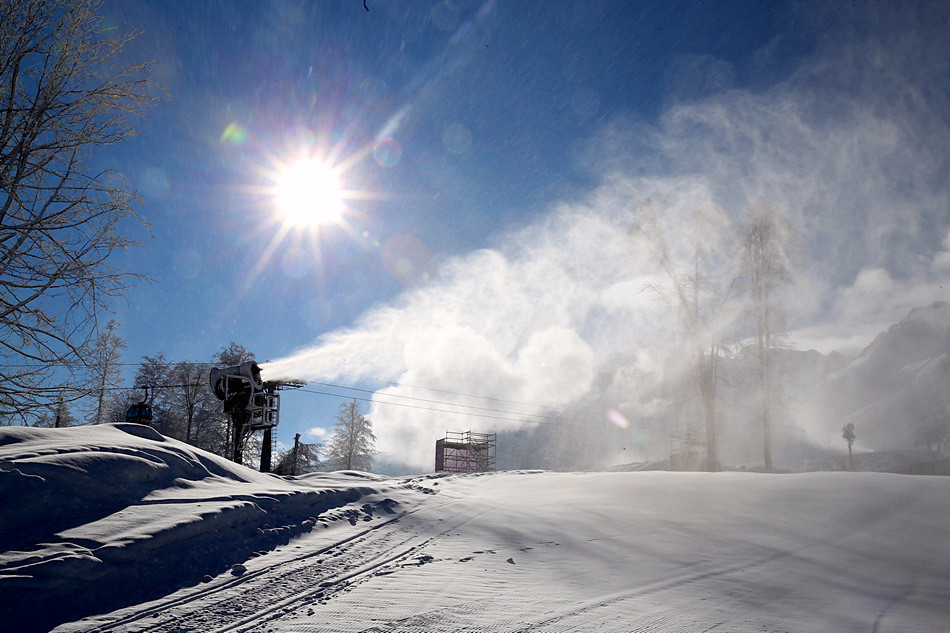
[291,433,301,476]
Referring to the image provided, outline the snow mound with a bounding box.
[0,424,415,632]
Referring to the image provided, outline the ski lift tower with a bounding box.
[209,361,305,472]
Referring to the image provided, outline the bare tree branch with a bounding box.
[0,0,166,423]
[633,199,743,471]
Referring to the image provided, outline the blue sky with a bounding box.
[96,1,950,471]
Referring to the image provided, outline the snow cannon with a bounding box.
[209,360,279,429]
[210,361,281,468]
[209,362,307,470]
[210,360,264,414]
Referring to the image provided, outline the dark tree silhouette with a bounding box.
[842,423,856,470]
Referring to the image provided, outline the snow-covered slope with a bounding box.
[2,424,949,632]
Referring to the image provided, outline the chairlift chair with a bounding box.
[125,386,153,424]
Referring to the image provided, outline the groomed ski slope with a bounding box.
[1,424,948,632]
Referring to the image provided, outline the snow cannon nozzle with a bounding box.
[267,378,307,391]
[257,361,308,390]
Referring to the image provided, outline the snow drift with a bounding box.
[0,424,416,632]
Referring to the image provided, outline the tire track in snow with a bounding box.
[215,537,433,633]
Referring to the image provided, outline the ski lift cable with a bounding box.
[10,380,611,432]
[299,388,608,429]
[44,381,573,427]
[8,361,586,421]
[4,360,567,413]
[303,380,558,420]
[34,381,565,423]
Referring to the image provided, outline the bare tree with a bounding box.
[134,357,218,450]
[273,433,323,476]
[0,0,164,422]
[324,399,377,472]
[170,360,214,444]
[214,342,255,368]
[740,203,800,471]
[83,318,124,424]
[211,342,255,460]
[133,354,171,432]
[633,201,741,472]
[188,402,229,456]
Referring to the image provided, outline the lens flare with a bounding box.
[220,121,248,144]
[374,138,402,167]
[381,234,436,286]
[606,408,631,429]
[443,123,472,154]
[174,249,202,279]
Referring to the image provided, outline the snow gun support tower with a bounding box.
[209,361,305,472]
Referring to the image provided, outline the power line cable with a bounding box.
[298,387,544,425]
[303,380,557,421]
[6,360,582,423]
[295,386,604,431]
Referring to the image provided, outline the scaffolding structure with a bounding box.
[670,429,708,472]
[436,430,496,474]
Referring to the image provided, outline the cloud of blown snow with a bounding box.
[264,1,950,470]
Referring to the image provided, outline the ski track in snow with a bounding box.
[50,479,460,633]
[53,471,950,633]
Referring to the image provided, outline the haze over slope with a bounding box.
[488,303,950,473]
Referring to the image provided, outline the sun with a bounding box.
[275,159,344,227]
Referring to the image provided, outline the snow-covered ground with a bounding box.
[2,424,949,632]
